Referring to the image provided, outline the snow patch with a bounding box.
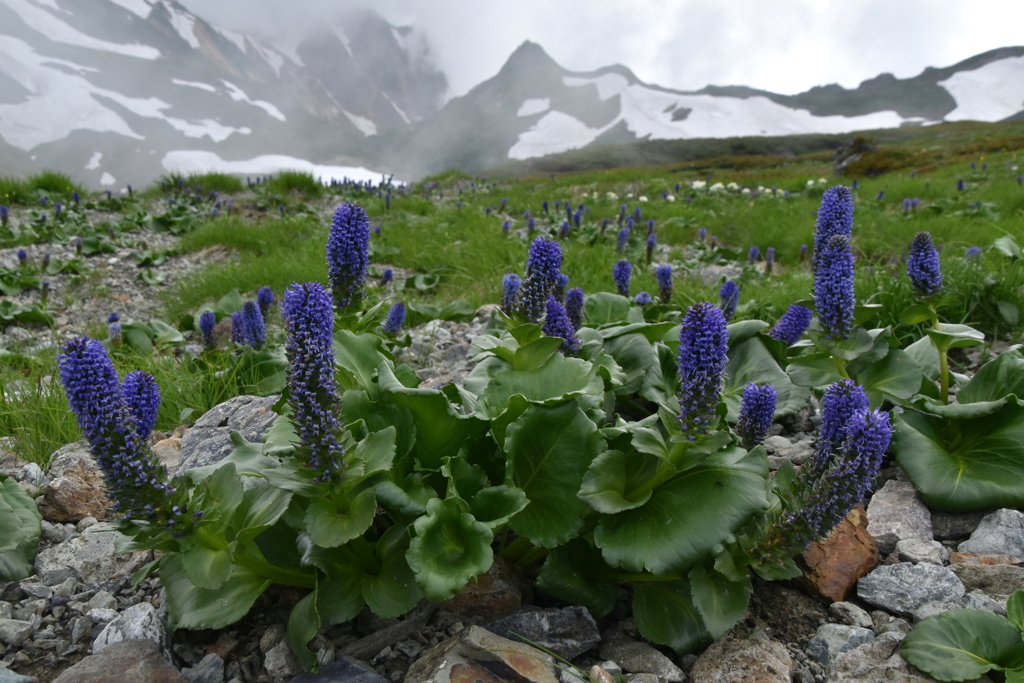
[161,0,199,49]
[509,111,603,159]
[940,56,1024,122]
[334,28,354,60]
[99,172,116,186]
[249,40,287,75]
[161,151,395,185]
[517,98,550,117]
[30,0,65,12]
[221,81,286,121]
[382,92,410,124]
[172,78,217,93]
[85,152,102,170]
[343,110,377,136]
[106,0,152,19]
[390,26,408,52]
[214,27,247,53]
[1,0,160,59]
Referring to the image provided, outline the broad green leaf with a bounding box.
[344,426,397,482]
[633,582,712,654]
[162,554,271,631]
[288,590,320,672]
[689,565,752,638]
[333,330,391,396]
[232,347,288,395]
[828,327,877,361]
[536,540,618,617]
[894,405,1024,510]
[0,476,42,582]
[469,486,528,529]
[905,336,941,381]
[786,354,844,388]
[408,497,493,601]
[180,540,233,590]
[899,304,937,326]
[601,332,655,395]
[478,353,602,419]
[584,292,631,324]
[855,348,925,404]
[362,525,423,618]
[725,320,769,346]
[304,488,377,548]
[927,324,985,353]
[723,337,810,421]
[341,390,416,461]
[300,542,369,625]
[902,609,1024,681]
[578,449,660,514]
[505,402,602,547]
[513,336,563,371]
[994,235,1023,259]
[958,351,1024,404]
[1008,590,1024,634]
[375,473,438,517]
[998,301,1020,326]
[595,447,769,574]
[231,485,292,543]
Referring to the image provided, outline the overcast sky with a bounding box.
[178,0,1024,98]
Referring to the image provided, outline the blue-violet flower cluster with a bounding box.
[814,234,855,340]
[906,231,943,297]
[326,203,372,311]
[677,302,729,439]
[769,304,813,346]
[542,296,581,355]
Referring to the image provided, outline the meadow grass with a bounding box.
[0,171,85,205]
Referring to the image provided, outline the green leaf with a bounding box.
[478,353,601,419]
[689,565,752,638]
[726,320,769,346]
[905,336,941,381]
[927,324,985,353]
[902,609,1024,681]
[578,449,659,514]
[855,348,925,404]
[1007,590,1024,634]
[998,301,1020,326]
[828,327,877,361]
[595,447,769,574]
[723,337,810,420]
[633,582,712,654]
[601,332,655,395]
[958,351,1024,404]
[333,331,391,396]
[287,589,320,672]
[584,292,631,324]
[899,304,937,326]
[180,541,233,591]
[304,488,377,548]
[231,485,292,543]
[786,354,844,388]
[344,427,397,482]
[362,525,423,618]
[994,235,1023,259]
[893,405,1024,510]
[408,497,493,601]
[468,486,528,530]
[505,402,602,547]
[0,477,42,582]
[162,554,271,631]
[513,336,564,371]
[536,540,618,617]
[300,542,368,625]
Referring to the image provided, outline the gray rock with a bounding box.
[931,509,987,541]
[0,619,34,648]
[689,636,793,683]
[174,395,280,476]
[826,631,933,681]
[87,608,120,624]
[762,435,814,465]
[828,602,873,630]
[487,606,601,660]
[963,590,1006,616]
[857,562,966,618]
[34,527,150,586]
[807,624,875,665]
[93,602,170,662]
[265,640,303,680]
[911,601,964,622]
[866,480,932,554]
[181,653,224,683]
[86,590,117,611]
[51,638,187,683]
[287,656,389,682]
[949,562,1024,598]
[0,662,36,682]
[958,509,1024,559]
[19,582,52,600]
[894,538,949,565]
[598,636,684,682]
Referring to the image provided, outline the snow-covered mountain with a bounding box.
[0,0,445,186]
[1,0,1022,187]
[369,41,1024,178]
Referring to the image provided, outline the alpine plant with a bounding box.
[719,280,740,322]
[814,234,855,340]
[613,260,631,297]
[906,231,944,297]
[735,383,777,450]
[517,238,563,323]
[542,296,581,355]
[656,264,673,304]
[565,287,584,330]
[326,203,372,311]
[813,185,854,272]
[281,282,346,483]
[501,273,522,314]
[121,370,161,442]
[677,302,729,439]
[769,304,813,346]
[382,302,407,335]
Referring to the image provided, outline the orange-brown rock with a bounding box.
[948,552,1023,566]
[441,556,532,619]
[405,625,558,683]
[37,444,111,523]
[797,506,879,603]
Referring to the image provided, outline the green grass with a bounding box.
[154,172,245,196]
[0,171,85,205]
[261,170,325,199]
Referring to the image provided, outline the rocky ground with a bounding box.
[2,205,1022,682]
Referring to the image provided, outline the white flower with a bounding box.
[691,181,706,190]
[666,194,676,202]
[606,192,619,200]
[806,179,815,187]
[639,196,648,202]
[741,187,751,195]
[818,177,828,184]
[710,182,725,192]
[727,182,739,191]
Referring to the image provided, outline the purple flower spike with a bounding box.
[814,186,854,271]
[634,291,652,306]
[677,302,729,439]
[907,231,943,297]
[656,264,673,304]
[565,287,584,330]
[122,370,161,441]
[613,260,631,297]
[326,203,372,311]
[736,383,778,449]
[199,311,216,350]
[748,246,760,264]
[242,301,266,349]
[719,280,740,322]
[543,296,581,355]
[517,238,563,322]
[382,302,406,335]
[553,273,569,302]
[965,246,982,259]
[501,273,522,314]
[282,282,345,482]
[617,227,630,253]
[646,233,656,263]
[230,311,246,345]
[814,234,855,340]
[769,304,813,346]
[256,286,276,320]
[809,379,870,479]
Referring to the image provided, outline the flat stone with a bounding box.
[948,552,1023,566]
[689,636,793,683]
[866,480,932,555]
[894,538,949,565]
[173,395,279,476]
[857,562,965,618]
[798,505,879,602]
[51,638,186,683]
[948,562,1024,598]
[180,653,224,683]
[825,631,932,682]
[931,509,987,541]
[405,625,559,683]
[0,619,34,648]
[0,662,36,682]
[486,606,600,660]
[36,444,111,523]
[93,602,169,661]
[828,602,873,630]
[151,438,182,471]
[958,509,1024,560]
[287,655,389,682]
[34,527,151,586]
[264,640,302,680]
[807,624,875,665]
[598,635,684,682]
